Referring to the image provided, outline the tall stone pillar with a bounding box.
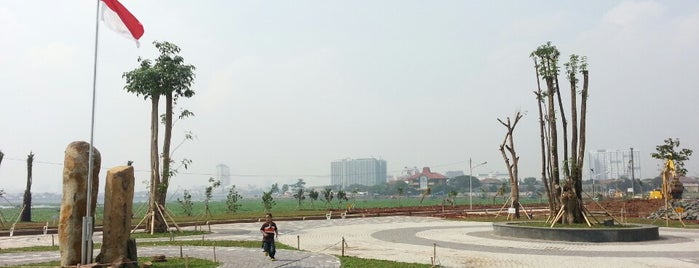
[97,166,135,265]
[59,141,100,266]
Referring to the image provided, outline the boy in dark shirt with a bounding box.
[260,213,279,260]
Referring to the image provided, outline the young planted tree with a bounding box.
[651,138,693,176]
[177,190,193,216]
[226,185,243,213]
[308,189,319,209]
[21,152,34,222]
[336,190,348,206]
[123,41,196,233]
[204,178,221,217]
[293,188,305,209]
[261,190,276,212]
[531,42,590,224]
[419,187,431,206]
[498,112,523,218]
[322,188,334,209]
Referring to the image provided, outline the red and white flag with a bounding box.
[100,0,144,46]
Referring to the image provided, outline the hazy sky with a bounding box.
[1,1,698,194]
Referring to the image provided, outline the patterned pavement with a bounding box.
[1,216,699,267]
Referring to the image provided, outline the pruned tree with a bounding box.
[21,151,34,222]
[498,112,523,219]
[123,41,196,233]
[531,41,589,224]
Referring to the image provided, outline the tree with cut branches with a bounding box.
[531,41,589,224]
[21,152,34,222]
[498,112,523,219]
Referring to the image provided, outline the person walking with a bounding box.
[260,213,279,261]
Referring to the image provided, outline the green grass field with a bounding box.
[0,195,533,229]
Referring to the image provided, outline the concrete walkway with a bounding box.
[1,216,699,267]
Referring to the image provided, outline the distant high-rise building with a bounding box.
[588,149,642,180]
[216,164,231,187]
[331,158,387,188]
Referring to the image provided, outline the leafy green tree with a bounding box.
[293,188,305,209]
[651,138,693,176]
[226,185,243,213]
[281,184,289,194]
[336,190,348,205]
[261,190,276,212]
[308,189,319,209]
[291,179,306,191]
[270,183,280,194]
[522,177,538,193]
[322,188,334,209]
[123,41,196,233]
[177,190,193,216]
[396,187,404,207]
[204,178,221,217]
[449,175,481,191]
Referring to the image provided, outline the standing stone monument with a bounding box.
[59,141,100,266]
[97,166,136,266]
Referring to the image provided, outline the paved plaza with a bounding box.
[1,216,698,267]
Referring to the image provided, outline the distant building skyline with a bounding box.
[588,149,642,181]
[216,164,231,187]
[331,158,387,188]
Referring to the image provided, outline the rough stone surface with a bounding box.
[98,166,135,266]
[648,199,699,220]
[59,141,101,266]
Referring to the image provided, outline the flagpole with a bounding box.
[82,0,101,265]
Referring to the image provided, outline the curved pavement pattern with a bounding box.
[1,216,699,267]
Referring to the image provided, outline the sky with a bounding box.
[1,0,698,194]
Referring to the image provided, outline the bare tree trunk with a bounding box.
[568,69,583,223]
[554,75,570,180]
[577,70,589,166]
[21,152,34,222]
[498,113,523,219]
[159,93,173,210]
[546,78,561,203]
[533,59,555,213]
[149,95,166,233]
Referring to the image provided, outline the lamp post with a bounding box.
[469,158,487,210]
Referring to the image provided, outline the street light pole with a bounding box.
[469,158,487,210]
